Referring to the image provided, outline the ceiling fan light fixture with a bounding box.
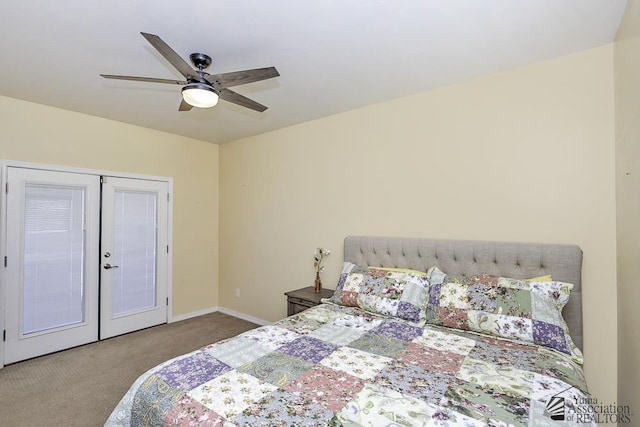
[182,83,219,108]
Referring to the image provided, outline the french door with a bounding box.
[4,168,100,363]
[99,177,168,339]
[3,167,169,364]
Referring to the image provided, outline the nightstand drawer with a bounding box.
[285,286,334,316]
[288,297,316,315]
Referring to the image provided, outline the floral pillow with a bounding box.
[425,266,583,363]
[325,262,430,326]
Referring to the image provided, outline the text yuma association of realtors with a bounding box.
[570,396,631,424]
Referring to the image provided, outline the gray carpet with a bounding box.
[0,312,258,427]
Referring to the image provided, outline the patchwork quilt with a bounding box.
[105,303,593,426]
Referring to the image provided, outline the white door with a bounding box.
[4,168,100,364]
[99,177,168,339]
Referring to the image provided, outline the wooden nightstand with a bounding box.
[285,286,334,316]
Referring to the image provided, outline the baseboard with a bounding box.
[216,307,271,326]
[170,306,271,326]
[170,306,220,323]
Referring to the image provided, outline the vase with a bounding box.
[314,271,322,293]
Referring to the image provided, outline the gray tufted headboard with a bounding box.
[344,236,584,351]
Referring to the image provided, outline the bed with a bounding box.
[106,236,592,426]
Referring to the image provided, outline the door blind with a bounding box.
[23,184,86,334]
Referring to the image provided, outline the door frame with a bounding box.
[0,160,174,368]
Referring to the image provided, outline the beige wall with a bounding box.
[220,46,617,405]
[0,95,220,317]
[615,0,640,415]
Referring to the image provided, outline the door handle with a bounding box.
[104,263,119,269]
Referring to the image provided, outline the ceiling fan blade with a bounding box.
[178,99,193,111]
[219,88,268,112]
[100,74,187,85]
[205,67,279,88]
[140,32,198,80]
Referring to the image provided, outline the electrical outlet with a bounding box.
[235,288,240,298]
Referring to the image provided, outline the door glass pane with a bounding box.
[23,185,86,334]
[112,190,157,316]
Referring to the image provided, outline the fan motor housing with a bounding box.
[190,53,212,70]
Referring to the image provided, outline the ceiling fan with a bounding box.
[100,32,279,112]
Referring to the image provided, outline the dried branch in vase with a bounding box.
[313,247,330,293]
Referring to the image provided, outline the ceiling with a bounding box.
[0,1,628,144]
